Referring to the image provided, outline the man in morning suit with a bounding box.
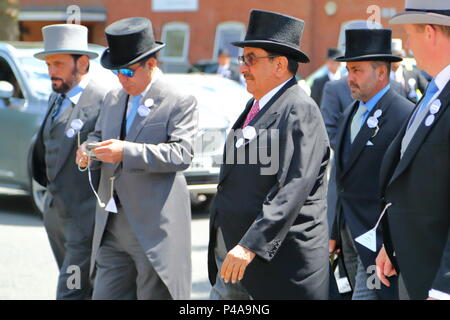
[208,10,331,300]
[329,28,414,300]
[376,0,450,300]
[77,17,198,299]
[31,24,109,299]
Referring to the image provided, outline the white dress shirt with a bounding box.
[255,78,292,111]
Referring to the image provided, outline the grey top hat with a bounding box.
[390,0,450,26]
[34,24,98,60]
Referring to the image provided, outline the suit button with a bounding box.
[340,188,344,193]
[217,185,223,191]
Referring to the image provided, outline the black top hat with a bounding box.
[334,29,402,63]
[231,10,310,63]
[101,17,165,69]
[326,48,342,59]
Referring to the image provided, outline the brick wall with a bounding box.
[20,0,408,77]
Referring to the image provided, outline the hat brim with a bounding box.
[389,11,450,27]
[231,40,310,63]
[334,54,403,63]
[34,49,98,60]
[100,42,165,69]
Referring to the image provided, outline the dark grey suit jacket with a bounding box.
[88,76,198,300]
[311,73,330,107]
[332,88,414,299]
[32,78,108,214]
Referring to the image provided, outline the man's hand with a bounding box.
[76,143,89,168]
[375,246,397,287]
[329,239,340,254]
[220,245,256,284]
[92,139,124,163]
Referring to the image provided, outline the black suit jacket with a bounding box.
[208,78,331,299]
[320,77,353,150]
[311,73,330,107]
[332,88,414,299]
[380,80,450,300]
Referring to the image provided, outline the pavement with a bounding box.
[0,192,211,300]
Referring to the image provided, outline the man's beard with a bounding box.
[51,67,79,94]
[349,81,363,100]
[349,80,375,102]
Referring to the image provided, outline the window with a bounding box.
[213,22,245,60]
[160,22,190,62]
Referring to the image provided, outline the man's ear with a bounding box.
[77,55,90,74]
[277,56,289,74]
[147,57,158,69]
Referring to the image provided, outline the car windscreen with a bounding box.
[18,56,52,98]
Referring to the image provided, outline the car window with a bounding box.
[18,56,51,98]
[0,56,24,100]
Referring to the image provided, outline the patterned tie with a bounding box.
[242,100,260,128]
[350,102,368,143]
[126,94,142,134]
[406,79,438,130]
[51,94,66,121]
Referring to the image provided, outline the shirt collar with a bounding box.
[434,64,450,92]
[257,77,292,110]
[66,74,90,105]
[328,71,341,81]
[360,84,391,113]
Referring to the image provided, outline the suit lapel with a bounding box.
[388,81,450,185]
[380,127,404,191]
[106,90,128,141]
[219,78,297,183]
[106,90,128,174]
[340,89,392,179]
[39,94,58,137]
[53,80,95,177]
[335,100,357,176]
[219,99,253,182]
[125,80,163,142]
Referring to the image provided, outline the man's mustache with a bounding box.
[349,81,359,89]
[51,77,64,81]
[244,74,254,80]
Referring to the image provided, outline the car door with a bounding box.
[0,52,42,188]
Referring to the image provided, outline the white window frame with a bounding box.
[212,21,245,60]
[160,22,190,63]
